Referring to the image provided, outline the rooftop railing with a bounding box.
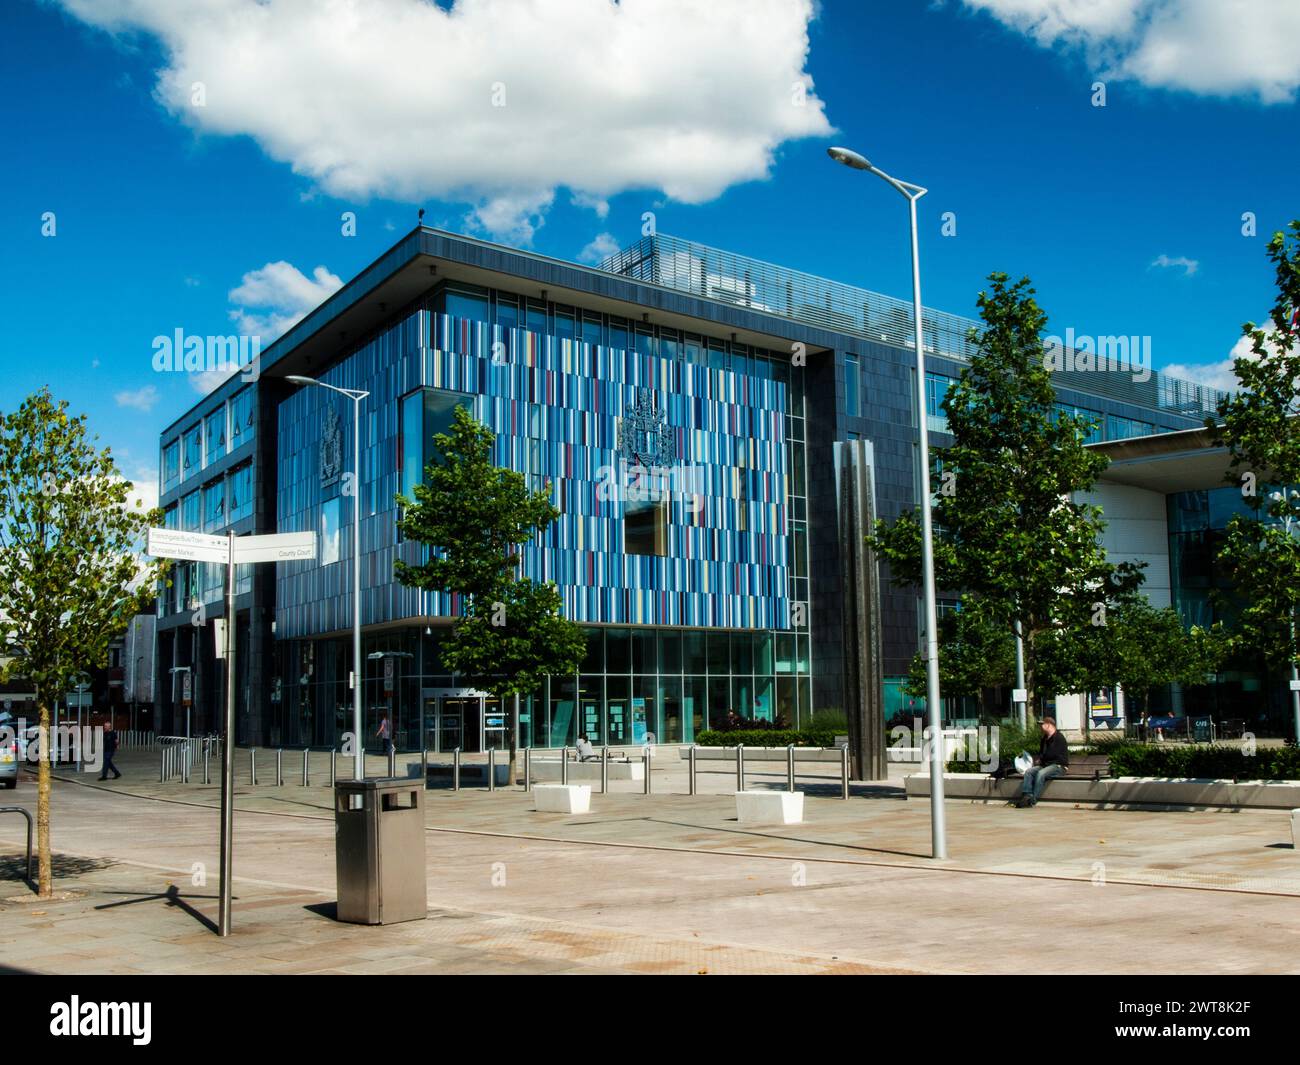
[600,234,1226,418]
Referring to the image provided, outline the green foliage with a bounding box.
[695,729,840,748]
[1036,599,1224,711]
[945,718,1043,772]
[0,387,165,896]
[806,707,849,733]
[871,273,1144,717]
[904,604,1015,698]
[394,405,584,701]
[0,388,164,702]
[1212,221,1300,676]
[1106,743,1300,781]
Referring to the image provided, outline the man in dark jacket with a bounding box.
[1017,717,1069,807]
[98,720,121,781]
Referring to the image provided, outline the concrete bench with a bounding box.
[907,773,1300,810]
[533,784,591,814]
[1292,809,1300,848]
[736,790,804,825]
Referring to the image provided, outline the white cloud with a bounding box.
[577,232,621,264]
[55,0,832,242]
[963,0,1300,102]
[114,384,160,412]
[1150,253,1199,276]
[227,261,343,341]
[1162,319,1287,394]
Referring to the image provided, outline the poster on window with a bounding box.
[631,697,647,744]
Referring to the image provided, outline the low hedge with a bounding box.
[1106,743,1300,781]
[694,729,840,748]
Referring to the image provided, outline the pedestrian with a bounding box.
[375,713,392,756]
[1016,716,1069,808]
[99,719,121,781]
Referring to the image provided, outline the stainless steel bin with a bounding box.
[334,777,427,925]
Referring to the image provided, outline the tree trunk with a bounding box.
[36,698,52,897]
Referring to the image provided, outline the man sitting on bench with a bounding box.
[575,734,600,762]
[1016,716,1070,808]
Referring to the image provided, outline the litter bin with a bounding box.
[334,777,427,925]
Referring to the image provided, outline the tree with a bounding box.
[871,273,1143,719]
[0,389,163,896]
[1037,598,1223,719]
[1211,221,1300,723]
[395,405,585,779]
[904,603,1015,704]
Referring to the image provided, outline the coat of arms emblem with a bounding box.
[320,405,343,488]
[617,389,676,469]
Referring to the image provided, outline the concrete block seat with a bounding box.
[533,784,591,814]
[530,756,645,783]
[735,790,804,825]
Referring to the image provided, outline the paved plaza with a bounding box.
[1,749,1297,974]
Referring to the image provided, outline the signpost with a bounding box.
[146,527,316,936]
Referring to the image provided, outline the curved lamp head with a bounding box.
[285,375,316,387]
[827,145,873,171]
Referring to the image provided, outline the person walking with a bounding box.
[99,720,122,781]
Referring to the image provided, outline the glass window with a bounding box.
[401,388,474,498]
[494,294,519,332]
[606,628,630,674]
[606,318,629,352]
[632,629,657,674]
[578,676,603,744]
[205,408,227,465]
[581,314,603,347]
[163,504,178,529]
[446,287,489,323]
[161,440,180,490]
[707,632,729,674]
[553,306,575,342]
[658,630,682,674]
[845,354,860,417]
[181,491,200,531]
[526,300,547,335]
[580,629,604,673]
[228,464,253,523]
[230,388,255,449]
[202,480,225,531]
[684,632,707,675]
[320,497,341,566]
[926,372,953,433]
[549,676,577,747]
[635,328,656,359]
[606,676,629,744]
[659,676,683,744]
[182,425,202,478]
[659,328,680,362]
[625,499,667,556]
[684,676,706,739]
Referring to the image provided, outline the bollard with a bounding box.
[453,747,461,791]
[841,746,850,800]
[182,741,190,784]
[600,746,609,794]
[421,746,428,785]
[387,745,396,779]
[487,747,497,792]
[302,748,310,787]
[276,748,283,787]
[330,748,337,786]
[250,747,257,786]
[159,746,165,784]
[643,745,652,794]
[787,744,796,793]
[204,738,211,786]
[523,747,532,792]
[560,746,568,786]
[736,744,745,792]
[688,745,697,795]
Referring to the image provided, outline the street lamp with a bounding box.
[1269,489,1300,743]
[286,375,371,780]
[828,145,947,859]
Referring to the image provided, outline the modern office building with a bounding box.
[153,228,1228,762]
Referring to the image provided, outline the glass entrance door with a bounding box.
[441,696,481,753]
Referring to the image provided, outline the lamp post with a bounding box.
[828,145,947,859]
[286,375,371,780]
[1269,490,1300,743]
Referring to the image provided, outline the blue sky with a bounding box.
[2,0,1298,504]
